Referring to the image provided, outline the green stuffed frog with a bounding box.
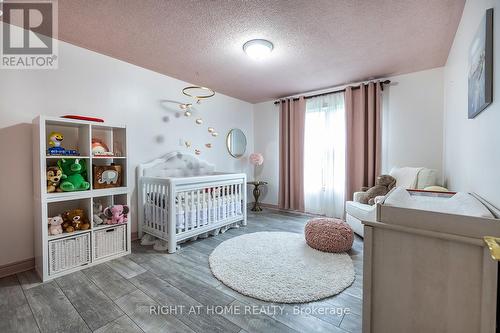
[57,159,90,192]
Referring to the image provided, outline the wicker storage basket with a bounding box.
[48,233,91,275]
[93,225,127,260]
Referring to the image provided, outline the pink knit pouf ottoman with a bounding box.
[304,218,354,253]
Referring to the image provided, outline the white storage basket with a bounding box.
[48,232,91,276]
[93,225,127,260]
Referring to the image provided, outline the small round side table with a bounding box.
[247,181,268,212]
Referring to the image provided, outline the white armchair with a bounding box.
[345,167,439,237]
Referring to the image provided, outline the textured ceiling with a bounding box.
[55,0,463,103]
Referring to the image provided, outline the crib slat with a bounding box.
[233,184,237,216]
[151,184,155,229]
[207,188,211,225]
[215,187,219,223]
[223,185,226,220]
[229,184,233,217]
[155,184,160,230]
[187,191,190,230]
[183,191,188,232]
[221,186,224,221]
[182,192,186,233]
[157,184,161,232]
[238,183,242,215]
[176,192,181,233]
[229,184,232,217]
[150,183,154,228]
[224,185,228,219]
[216,187,220,222]
[196,190,201,228]
[166,183,169,233]
[191,190,195,229]
[185,191,189,231]
[232,183,235,216]
[201,189,204,227]
[209,187,214,224]
[144,183,148,228]
[179,191,183,232]
[161,184,166,233]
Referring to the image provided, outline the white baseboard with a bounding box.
[0,232,140,279]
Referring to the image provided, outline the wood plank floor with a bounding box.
[1,209,363,333]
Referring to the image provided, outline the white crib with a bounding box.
[137,152,247,253]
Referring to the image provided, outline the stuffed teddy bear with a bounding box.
[46,166,63,193]
[48,215,64,235]
[62,208,90,232]
[103,205,129,224]
[57,159,90,192]
[355,175,396,205]
[92,201,106,226]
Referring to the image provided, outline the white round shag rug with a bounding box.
[209,232,355,303]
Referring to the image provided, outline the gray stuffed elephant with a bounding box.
[356,175,396,205]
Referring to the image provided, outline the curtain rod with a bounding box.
[273,80,391,105]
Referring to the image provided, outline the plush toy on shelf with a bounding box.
[103,205,129,224]
[92,138,113,156]
[57,159,90,192]
[48,215,64,235]
[92,201,106,226]
[61,221,74,233]
[62,208,90,232]
[48,131,63,148]
[47,132,79,156]
[46,166,63,193]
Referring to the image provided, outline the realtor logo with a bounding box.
[1,0,58,69]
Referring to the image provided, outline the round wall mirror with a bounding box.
[226,128,247,158]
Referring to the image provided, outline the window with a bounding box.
[304,92,346,217]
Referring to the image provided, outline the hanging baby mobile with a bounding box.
[180,86,217,155]
[182,86,215,104]
[180,103,193,117]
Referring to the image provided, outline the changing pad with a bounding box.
[384,187,494,218]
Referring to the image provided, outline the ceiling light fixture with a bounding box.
[243,39,273,60]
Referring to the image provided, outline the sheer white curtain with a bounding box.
[304,92,346,218]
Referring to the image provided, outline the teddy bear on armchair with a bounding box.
[355,175,396,205]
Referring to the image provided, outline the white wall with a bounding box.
[443,0,500,208]
[253,68,445,205]
[381,68,444,178]
[0,36,254,267]
[253,101,279,205]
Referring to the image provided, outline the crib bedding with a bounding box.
[145,189,244,230]
[146,186,240,207]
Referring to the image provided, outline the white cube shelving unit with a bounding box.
[33,116,131,281]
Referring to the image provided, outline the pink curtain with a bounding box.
[278,97,306,211]
[345,82,382,201]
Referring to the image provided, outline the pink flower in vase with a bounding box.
[249,153,264,183]
[249,153,264,166]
